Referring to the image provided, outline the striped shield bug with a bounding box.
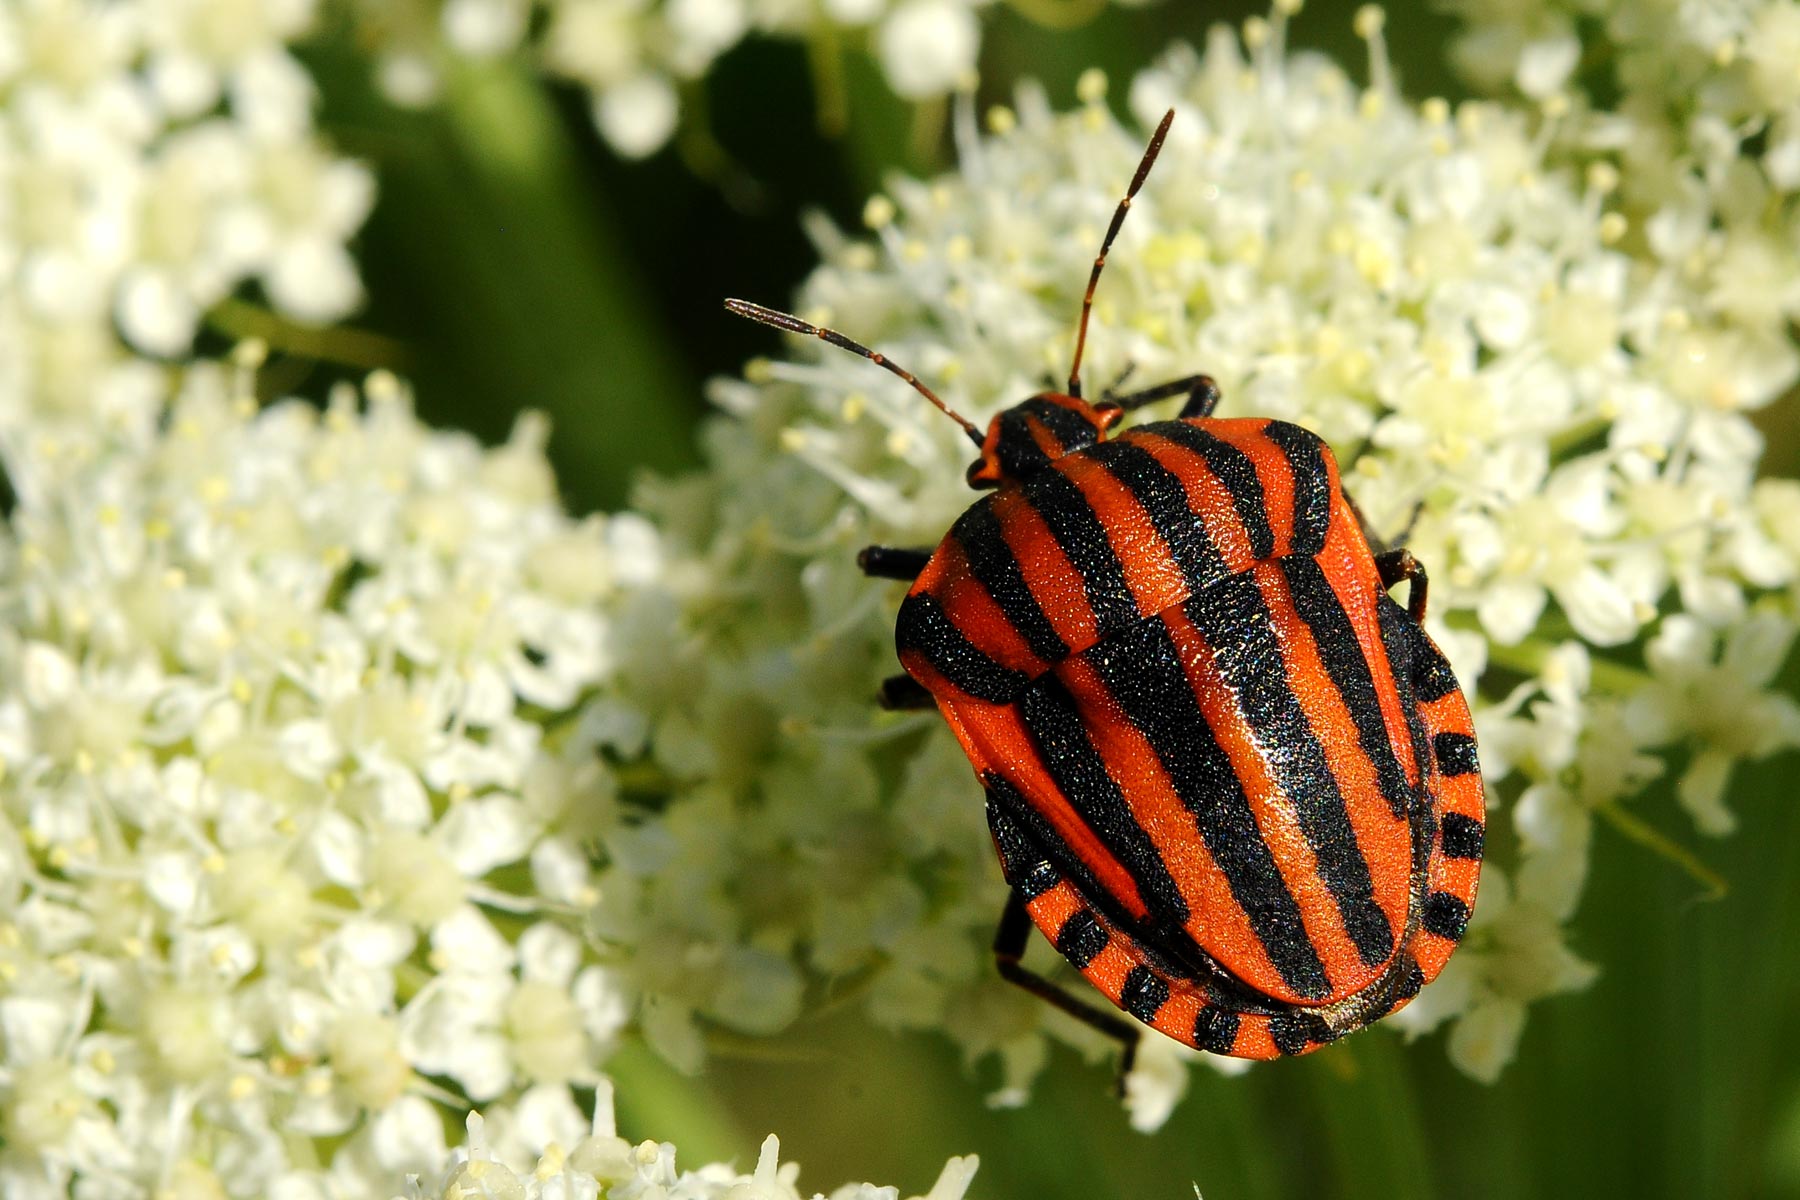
[726,109,1482,1069]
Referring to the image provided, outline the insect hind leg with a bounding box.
[993,891,1141,1089]
[987,794,1341,1062]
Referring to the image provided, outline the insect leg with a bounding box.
[1387,499,1426,550]
[1098,374,1221,418]
[1175,375,1223,419]
[877,675,934,710]
[1099,361,1138,401]
[1374,548,1429,622]
[1341,471,1424,553]
[857,545,931,581]
[993,890,1142,1089]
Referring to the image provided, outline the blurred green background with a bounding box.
[284,2,1800,1195]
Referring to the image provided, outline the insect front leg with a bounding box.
[1098,361,1138,401]
[1175,375,1222,419]
[1099,374,1222,419]
[1387,499,1426,550]
[857,545,931,581]
[1375,548,1429,623]
[993,890,1141,1091]
[1342,483,1424,555]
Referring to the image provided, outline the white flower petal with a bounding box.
[593,75,678,159]
[1447,998,1527,1084]
[1513,36,1580,99]
[1554,567,1640,646]
[876,0,979,98]
[116,269,200,357]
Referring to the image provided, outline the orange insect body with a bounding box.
[899,402,1482,1057]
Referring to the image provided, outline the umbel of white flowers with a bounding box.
[0,364,639,1197]
[0,0,374,431]
[357,0,1156,158]
[0,358,980,1196]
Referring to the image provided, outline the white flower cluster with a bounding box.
[0,0,372,436]
[411,1087,977,1200]
[1444,0,1800,343]
[1447,0,1800,156]
[607,5,1800,1112]
[0,364,639,1198]
[361,0,1152,159]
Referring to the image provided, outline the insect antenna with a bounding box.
[1066,108,1176,401]
[725,298,984,447]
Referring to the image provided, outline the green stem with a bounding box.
[1547,415,1610,459]
[1595,800,1729,901]
[206,298,411,370]
[1003,0,1107,31]
[339,55,700,510]
[805,22,850,139]
[1483,637,1728,897]
[614,760,677,796]
[908,94,949,167]
[1482,636,1652,696]
[675,80,765,211]
[395,960,434,1004]
[607,1038,751,1163]
[1311,1036,1435,1200]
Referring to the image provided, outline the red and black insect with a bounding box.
[726,110,1482,1067]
